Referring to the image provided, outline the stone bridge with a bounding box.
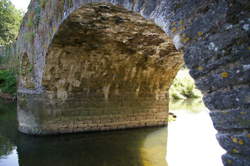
[2,0,250,165]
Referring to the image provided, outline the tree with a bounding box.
[0,0,23,46]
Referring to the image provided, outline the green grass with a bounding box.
[0,70,17,95]
[169,69,202,101]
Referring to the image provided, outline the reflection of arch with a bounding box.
[17,127,168,166]
[0,103,167,166]
[16,0,250,165]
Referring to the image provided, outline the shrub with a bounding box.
[0,70,17,95]
[169,69,202,101]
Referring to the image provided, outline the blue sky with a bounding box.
[11,0,30,11]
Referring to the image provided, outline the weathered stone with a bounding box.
[16,2,183,135]
[0,0,249,165]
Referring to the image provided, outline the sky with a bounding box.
[10,0,31,11]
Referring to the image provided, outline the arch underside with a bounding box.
[18,3,183,135]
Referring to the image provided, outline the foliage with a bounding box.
[0,0,23,45]
[0,135,14,157]
[169,69,202,101]
[0,44,18,73]
[0,70,16,95]
[169,99,206,113]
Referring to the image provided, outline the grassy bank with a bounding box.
[169,69,203,101]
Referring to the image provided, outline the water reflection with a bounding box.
[0,136,14,158]
[0,99,226,166]
[0,100,168,166]
[168,99,225,166]
[169,99,205,114]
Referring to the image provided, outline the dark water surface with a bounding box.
[0,99,225,166]
[0,100,167,166]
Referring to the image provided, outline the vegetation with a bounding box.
[0,70,16,95]
[0,0,21,98]
[0,0,23,45]
[0,44,18,72]
[169,98,206,113]
[169,68,203,101]
[168,69,205,121]
[0,135,14,157]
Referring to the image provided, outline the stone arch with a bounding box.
[42,3,183,100]
[19,3,184,135]
[16,0,250,165]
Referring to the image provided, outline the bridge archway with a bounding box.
[16,0,250,165]
[37,3,182,134]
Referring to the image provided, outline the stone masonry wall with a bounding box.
[17,3,182,135]
[15,0,250,165]
[18,92,168,134]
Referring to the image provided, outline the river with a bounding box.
[0,99,225,166]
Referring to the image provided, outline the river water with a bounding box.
[0,99,225,166]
